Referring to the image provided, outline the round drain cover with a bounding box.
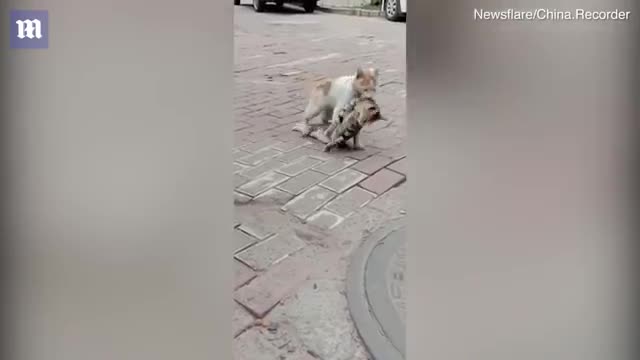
[347,219,406,360]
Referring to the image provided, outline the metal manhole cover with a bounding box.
[347,219,406,360]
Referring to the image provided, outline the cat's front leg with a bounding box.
[352,134,365,150]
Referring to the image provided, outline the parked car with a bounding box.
[234,0,318,13]
[381,0,406,21]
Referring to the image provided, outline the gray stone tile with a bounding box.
[312,158,357,175]
[277,170,327,195]
[366,184,407,216]
[307,210,344,231]
[238,158,287,179]
[233,327,281,360]
[344,146,381,160]
[237,148,282,166]
[234,174,250,188]
[324,186,376,217]
[234,191,252,205]
[234,254,312,318]
[318,168,368,194]
[234,259,257,290]
[235,233,306,271]
[233,302,255,338]
[253,188,294,206]
[350,154,394,175]
[235,229,258,254]
[240,139,277,153]
[237,221,275,242]
[387,157,408,176]
[281,186,337,220]
[234,162,249,174]
[233,149,251,162]
[359,168,405,195]
[276,156,323,177]
[236,172,289,197]
[278,146,329,163]
[272,139,312,152]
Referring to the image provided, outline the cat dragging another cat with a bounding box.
[292,66,387,151]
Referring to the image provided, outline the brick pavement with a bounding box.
[233,5,406,359]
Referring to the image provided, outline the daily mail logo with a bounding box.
[10,10,49,49]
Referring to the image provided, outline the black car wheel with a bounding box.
[253,0,266,12]
[303,0,316,13]
[384,0,402,21]
[234,0,240,5]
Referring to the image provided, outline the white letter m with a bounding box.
[16,19,42,39]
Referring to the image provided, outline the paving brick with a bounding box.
[236,172,289,197]
[233,302,255,338]
[275,131,308,144]
[272,139,311,152]
[233,149,251,162]
[236,233,306,271]
[318,168,368,194]
[239,139,274,153]
[237,148,282,166]
[253,188,294,206]
[235,121,252,131]
[387,157,408,175]
[387,146,407,161]
[307,209,344,230]
[324,186,376,217]
[233,327,281,360]
[234,254,311,318]
[344,146,381,160]
[270,115,301,126]
[278,146,328,163]
[276,156,323,177]
[238,158,287,179]
[330,206,393,247]
[234,174,250,188]
[277,170,327,195]
[359,168,405,195]
[366,183,407,216]
[234,192,252,205]
[234,162,249,174]
[312,158,357,175]
[237,221,275,242]
[246,121,280,134]
[351,154,394,175]
[281,186,337,220]
[304,140,331,152]
[288,351,318,360]
[235,229,259,253]
[234,259,257,290]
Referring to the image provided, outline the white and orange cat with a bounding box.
[295,67,379,140]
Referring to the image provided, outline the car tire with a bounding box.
[383,0,402,21]
[303,0,316,13]
[253,0,266,12]
[234,0,240,5]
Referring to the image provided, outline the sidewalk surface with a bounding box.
[233,5,406,359]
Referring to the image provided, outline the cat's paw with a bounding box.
[314,131,330,144]
[292,123,311,136]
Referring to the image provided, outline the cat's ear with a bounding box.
[369,68,379,80]
[356,67,365,78]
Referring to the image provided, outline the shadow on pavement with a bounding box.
[237,4,314,15]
